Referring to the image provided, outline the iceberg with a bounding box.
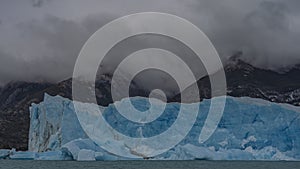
[0,149,10,159]
[0,148,72,160]
[9,151,37,160]
[77,149,96,161]
[62,139,102,160]
[26,94,300,160]
[35,149,73,160]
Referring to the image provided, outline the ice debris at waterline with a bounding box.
[1,94,300,161]
[0,148,73,160]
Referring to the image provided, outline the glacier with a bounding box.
[2,93,300,160]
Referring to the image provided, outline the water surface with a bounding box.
[1,160,300,169]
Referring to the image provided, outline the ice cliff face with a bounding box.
[28,94,88,152]
[28,94,300,160]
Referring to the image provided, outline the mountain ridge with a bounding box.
[0,59,300,150]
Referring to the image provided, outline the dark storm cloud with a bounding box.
[0,0,300,86]
[32,0,44,7]
[0,15,92,85]
[187,0,300,70]
[31,0,52,7]
[0,13,118,85]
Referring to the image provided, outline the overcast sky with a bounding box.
[0,0,300,86]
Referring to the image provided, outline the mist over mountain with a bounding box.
[1,0,300,86]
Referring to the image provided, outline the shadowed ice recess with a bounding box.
[4,94,299,161]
